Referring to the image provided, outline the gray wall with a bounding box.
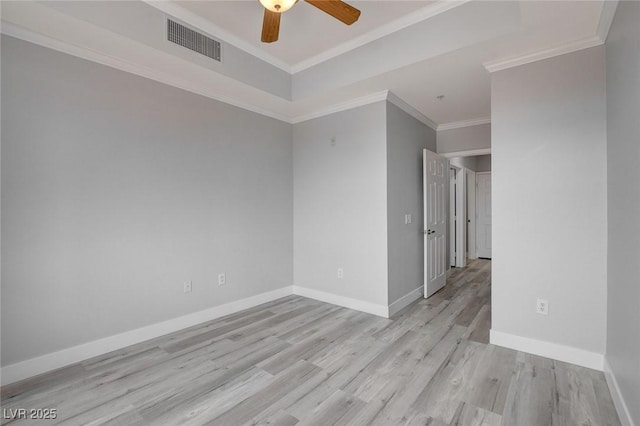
[449,156,478,171]
[449,155,491,172]
[293,102,389,307]
[475,155,491,172]
[437,123,491,155]
[1,36,293,366]
[491,46,607,354]
[386,102,437,305]
[605,1,640,423]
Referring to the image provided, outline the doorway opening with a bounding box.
[445,154,492,268]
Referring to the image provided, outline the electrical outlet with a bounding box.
[183,281,192,293]
[536,298,549,315]
[218,273,226,286]
[337,268,344,279]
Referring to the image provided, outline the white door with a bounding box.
[466,170,477,259]
[424,149,447,297]
[476,172,492,259]
[449,168,457,267]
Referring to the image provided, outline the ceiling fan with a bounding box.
[259,0,361,43]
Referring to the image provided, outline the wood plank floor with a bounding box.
[1,259,620,425]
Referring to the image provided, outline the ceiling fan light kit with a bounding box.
[260,0,361,43]
[259,0,298,13]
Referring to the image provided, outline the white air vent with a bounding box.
[167,19,221,62]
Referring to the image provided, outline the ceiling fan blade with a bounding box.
[304,0,361,25]
[261,9,281,43]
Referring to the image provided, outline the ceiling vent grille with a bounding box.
[167,18,221,62]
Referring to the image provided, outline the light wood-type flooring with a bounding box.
[1,259,620,425]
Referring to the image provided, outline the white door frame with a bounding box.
[449,165,467,268]
[449,167,457,267]
[476,171,492,259]
[466,169,477,259]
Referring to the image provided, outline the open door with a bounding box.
[424,149,447,297]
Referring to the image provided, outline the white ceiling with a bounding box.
[0,0,613,127]
[177,1,439,67]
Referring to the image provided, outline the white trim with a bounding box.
[449,165,467,268]
[290,91,389,124]
[490,329,605,371]
[142,0,292,73]
[438,117,491,131]
[388,287,423,317]
[604,358,635,426]
[440,148,491,159]
[597,1,619,43]
[0,286,293,386]
[387,92,438,130]
[483,36,604,73]
[292,91,438,129]
[290,0,471,73]
[465,169,477,260]
[292,286,389,318]
[0,22,292,124]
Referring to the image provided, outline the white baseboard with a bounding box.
[0,286,293,386]
[292,286,389,318]
[388,287,423,317]
[604,358,635,426]
[490,329,605,371]
[2,285,395,386]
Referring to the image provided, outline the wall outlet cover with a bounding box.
[536,298,549,315]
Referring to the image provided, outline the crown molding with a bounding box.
[440,148,491,159]
[290,91,390,124]
[1,24,437,127]
[483,35,604,73]
[437,117,491,131]
[387,92,438,130]
[596,0,619,42]
[290,91,439,129]
[290,0,470,73]
[483,0,617,73]
[1,22,293,123]
[142,0,293,74]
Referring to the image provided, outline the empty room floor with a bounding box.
[1,259,620,425]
